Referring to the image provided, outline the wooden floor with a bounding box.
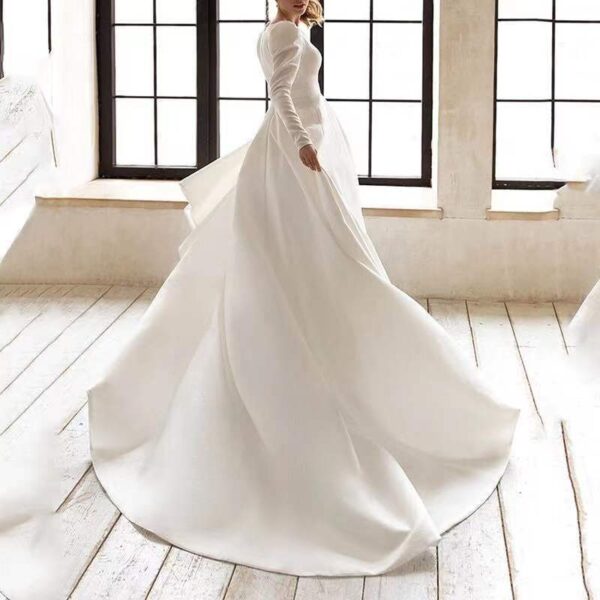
[0,284,598,600]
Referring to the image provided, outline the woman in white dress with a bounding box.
[87,0,520,577]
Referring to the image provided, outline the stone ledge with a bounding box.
[486,208,560,221]
[36,178,187,209]
[36,179,446,218]
[363,207,443,219]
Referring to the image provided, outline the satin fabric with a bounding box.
[567,279,600,392]
[87,21,520,576]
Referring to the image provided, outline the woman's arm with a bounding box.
[267,21,313,151]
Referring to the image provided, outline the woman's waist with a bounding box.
[291,91,324,109]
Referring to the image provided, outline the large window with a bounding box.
[97,0,210,178]
[0,0,51,79]
[494,0,600,189]
[98,0,433,186]
[216,0,276,157]
[320,0,433,187]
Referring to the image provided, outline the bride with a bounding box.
[87,0,520,577]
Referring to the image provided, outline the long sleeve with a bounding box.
[267,22,313,150]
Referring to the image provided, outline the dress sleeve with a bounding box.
[267,22,313,151]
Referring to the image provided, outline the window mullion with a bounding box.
[367,0,373,179]
[550,0,556,167]
[152,0,158,167]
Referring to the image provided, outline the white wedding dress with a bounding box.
[568,280,600,392]
[87,21,520,576]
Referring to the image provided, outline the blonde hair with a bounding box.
[300,0,324,28]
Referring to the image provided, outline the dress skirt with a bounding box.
[87,95,520,576]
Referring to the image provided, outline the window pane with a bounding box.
[157,99,196,166]
[219,100,265,155]
[555,103,600,177]
[156,0,196,23]
[372,103,421,177]
[373,24,422,100]
[2,0,48,78]
[324,23,370,99]
[495,102,555,180]
[329,102,369,176]
[220,23,266,97]
[219,0,267,20]
[267,0,278,19]
[116,99,155,165]
[157,27,197,96]
[114,26,154,96]
[555,24,600,100]
[556,0,600,20]
[498,0,552,19]
[325,0,370,20]
[114,0,153,23]
[373,0,423,21]
[497,22,552,100]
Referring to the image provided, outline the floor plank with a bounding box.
[146,550,234,600]
[57,470,120,599]
[0,286,145,434]
[0,285,108,395]
[470,301,588,600]
[295,576,363,599]
[430,300,512,600]
[363,551,437,600]
[511,302,596,599]
[223,566,297,600]
[554,302,580,350]
[0,284,50,350]
[70,515,170,600]
[0,288,155,443]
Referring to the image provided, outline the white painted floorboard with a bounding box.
[0,286,596,600]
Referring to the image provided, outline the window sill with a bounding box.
[487,189,560,221]
[36,179,444,218]
[36,179,188,210]
[361,185,442,218]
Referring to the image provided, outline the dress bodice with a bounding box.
[257,21,323,150]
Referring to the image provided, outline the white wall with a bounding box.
[2,0,49,81]
[2,0,97,188]
[0,206,190,286]
[48,0,98,189]
[1,205,600,302]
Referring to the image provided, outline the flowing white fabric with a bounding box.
[87,21,520,577]
[568,279,600,392]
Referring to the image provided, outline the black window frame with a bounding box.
[492,0,600,190]
[97,0,434,186]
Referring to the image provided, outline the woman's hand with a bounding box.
[299,144,322,172]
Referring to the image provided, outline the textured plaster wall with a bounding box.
[366,217,600,302]
[49,0,99,189]
[2,206,600,302]
[0,207,191,287]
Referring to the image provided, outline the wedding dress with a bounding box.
[568,279,600,392]
[87,20,520,576]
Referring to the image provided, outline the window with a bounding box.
[0,0,51,79]
[320,0,433,187]
[217,0,275,156]
[97,0,210,178]
[98,0,433,186]
[494,0,600,189]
